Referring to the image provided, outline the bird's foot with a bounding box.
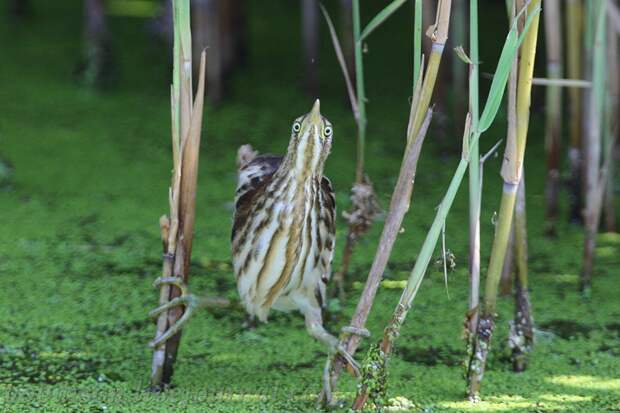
[320,326,371,407]
[149,277,229,348]
[336,326,370,377]
[341,326,370,338]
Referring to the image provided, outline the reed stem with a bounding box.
[150,0,207,389]
[566,0,584,223]
[510,177,533,371]
[581,0,607,295]
[467,0,540,399]
[467,0,481,341]
[352,0,366,183]
[603,19,618,232]
[543,0,563,236]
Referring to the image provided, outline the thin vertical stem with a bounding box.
[511,177,533,371]
[353,0,366,183]
[603,19,618,232]
[468,0,540,399]
[413,0,422,86]
[543,0,563,235]
[408,0,452,144]
[566,0,583,223]
[467,0,481,338]
[151,0,206,389]
[321,1,454,404]
[581,0,607,295]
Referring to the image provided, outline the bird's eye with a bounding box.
[292,122,301,133]
[324,126,333,137]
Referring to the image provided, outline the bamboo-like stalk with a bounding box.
[509,177,533,371]
[499,220,515,296]
[466,0,481,344]
[543,0,563,236]
[581,0,607,295]
[319,63,427,409]
[408,0,452,145]
[350,108,433,411]
[150,0,207,389]
[566,0,584,223]
[603,19,618,232]
[355,113,471,410]
[500,0,519,301]
[350,4,539,407]
[352,0,366,183]
[319,3,453,403]
[467,0,540,400]
[509,3,533,371]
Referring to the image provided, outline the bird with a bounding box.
[149,100,368,399]
[231,100,368,392]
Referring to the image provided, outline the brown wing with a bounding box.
[315,176,336,308]
[231,154,283,242]
[320,177,336,241]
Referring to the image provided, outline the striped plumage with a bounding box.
[231,100,336,326]
[230,102,366,396]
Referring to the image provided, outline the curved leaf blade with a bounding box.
[359,0,407,42]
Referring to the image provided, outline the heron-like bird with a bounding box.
[150,99,367,399]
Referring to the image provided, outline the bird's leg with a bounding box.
[149,277,229,348]
[304,309,370,407]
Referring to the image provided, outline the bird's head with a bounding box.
[285,99,333,178]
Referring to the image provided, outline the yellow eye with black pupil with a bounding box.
[292,122,301,133]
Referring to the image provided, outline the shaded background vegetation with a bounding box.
[0,0,618,412]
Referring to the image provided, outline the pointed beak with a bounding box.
[308,99,321,125]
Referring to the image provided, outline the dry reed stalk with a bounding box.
[319,3,453,402]
[566,0,584,223]
[509,177,533,371]
[150,0,207,389]
[350,109,433,410]
[603,19,618,232]
[581,0,607,295]
[543,0,563,236]
[466,0,481,341]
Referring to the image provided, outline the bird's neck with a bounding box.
[280,131,324,183]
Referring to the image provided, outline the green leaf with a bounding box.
[478,5,541,133]
[359,0,407,42]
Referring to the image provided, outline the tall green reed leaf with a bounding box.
[359,0,407,41]
[478,5,540,133]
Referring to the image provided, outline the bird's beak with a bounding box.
[308,99,321,125]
